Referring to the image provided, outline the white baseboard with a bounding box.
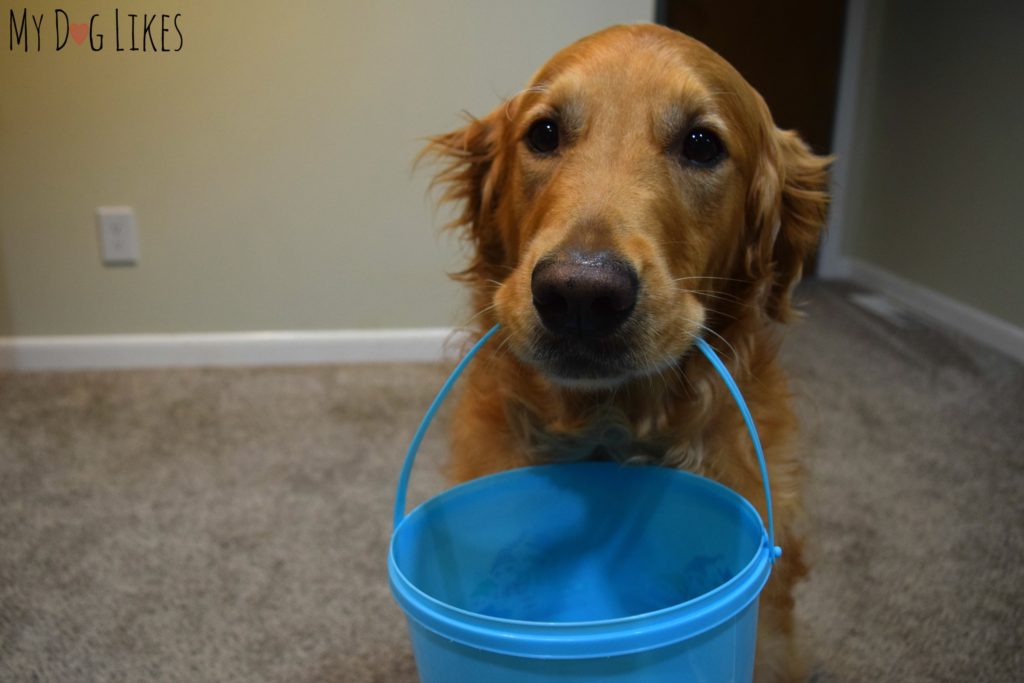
[846,258,1024,365]
[0,327,465,372]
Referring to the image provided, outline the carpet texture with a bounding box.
[1,281,1021,682]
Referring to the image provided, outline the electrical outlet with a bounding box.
[96,206,139,265]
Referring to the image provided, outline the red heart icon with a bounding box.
[70,23,88,45]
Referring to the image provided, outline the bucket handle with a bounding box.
[693,337,782,561]
[392,324,781,562]
[392,324,501,530]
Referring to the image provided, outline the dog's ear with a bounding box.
[418,107,508,284]
[746,128,831,321]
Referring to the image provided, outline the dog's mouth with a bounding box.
[527,332,641,387]
[519,319,696,390]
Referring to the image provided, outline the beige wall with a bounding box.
[0,240,10,335]
[0,1,652,335]
[840,1,1024,329]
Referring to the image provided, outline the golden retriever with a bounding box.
[422,23,829,682]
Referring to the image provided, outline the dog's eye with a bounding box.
[525,119,560,155]
[681,128,725,167]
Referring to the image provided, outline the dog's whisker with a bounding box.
[672,275,754,285]
[675,287,747,303]
[676,286,746,298]
[701,308,740,323]
[660,363,681,395]
[493,332,519,361]
[493,333,510,355]
[461,302,500,329]
[677,315,739,365]
[676,288,756,313]
[672,296,741,323]
[675,363,697,399]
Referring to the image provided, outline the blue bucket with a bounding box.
[388,325,781,682]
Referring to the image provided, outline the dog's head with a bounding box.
[425,24,829,389]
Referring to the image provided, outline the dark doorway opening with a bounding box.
[657,1,847,273]
[657,0,846,155]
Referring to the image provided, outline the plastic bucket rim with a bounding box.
[390,462,768,629]
[388,462,772,657]
[389,551,770,659]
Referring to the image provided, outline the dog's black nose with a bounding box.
[531,251,638,338]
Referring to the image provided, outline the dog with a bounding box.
[421,23,829,682]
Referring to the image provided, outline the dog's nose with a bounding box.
[531,251,638,338]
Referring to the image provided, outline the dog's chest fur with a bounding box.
[507,395,706,472]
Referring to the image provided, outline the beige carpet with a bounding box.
[1,281,1022,682]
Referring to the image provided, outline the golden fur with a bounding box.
[421,24,829,682]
